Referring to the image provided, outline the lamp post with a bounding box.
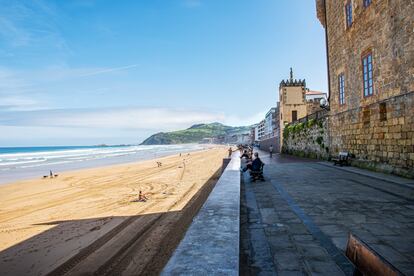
[320,98,330,111]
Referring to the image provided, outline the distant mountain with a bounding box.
[140,122,250,145]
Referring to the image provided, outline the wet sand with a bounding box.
[0,147,227,275]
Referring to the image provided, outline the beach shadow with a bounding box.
[0,168,221,276]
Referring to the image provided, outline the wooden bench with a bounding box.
[346,233,403,276]
[332,151,351,166]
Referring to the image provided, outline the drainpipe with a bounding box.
[323,0,331,103]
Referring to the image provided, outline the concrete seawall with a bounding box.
[162,152,241,275]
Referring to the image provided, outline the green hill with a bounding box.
[140,122,250,145]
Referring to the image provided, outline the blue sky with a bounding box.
[0,0,327,146]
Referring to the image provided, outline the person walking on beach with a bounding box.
[269,145,273,158]
[228,147,233,157]
[49,170,53,178]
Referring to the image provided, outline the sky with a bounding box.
[0,0,327,146]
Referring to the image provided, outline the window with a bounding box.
[379,102,387,121]
[345,1,353,28]
[362,52,373,97]
[362,108,370,125]
[292,110,297,122]
[338,73,345,105]
[363,0,372,7]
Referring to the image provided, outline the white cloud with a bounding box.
[221,110,267,127]
[0,64,138,111]
[0,107,226,131]
[0,106,263,145]
[0,17,31,47]
[78,64,139,77]
[0,95,44,111]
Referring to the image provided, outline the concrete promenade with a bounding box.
[241,151,414,275]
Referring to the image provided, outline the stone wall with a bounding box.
[330,91,414,178]
[282,92,414,178]
[259,136,280,153]
[282,115,329,160]
[312,0,414,178]
[324,0,414,113]
[306,101,323,115]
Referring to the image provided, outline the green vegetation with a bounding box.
[140,122,250,145]
[306,118,316,128]
[316,136,323,145]
[283,118,325,141]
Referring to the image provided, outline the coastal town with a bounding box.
[0,1,413,276]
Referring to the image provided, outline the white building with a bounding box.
[264,107,277,139]
[257,120,265,141]
[305,90,327,103]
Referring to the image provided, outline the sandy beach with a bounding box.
[0,147,227,275]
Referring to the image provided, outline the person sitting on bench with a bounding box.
[240,150,250,159]
[241,152,263,173]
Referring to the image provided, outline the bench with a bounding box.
[250,163,265,182]
[346,233,403,276]
[332,151,351,166]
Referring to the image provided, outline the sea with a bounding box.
[0,144,208,185]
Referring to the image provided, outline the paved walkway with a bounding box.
[240,151,414,275]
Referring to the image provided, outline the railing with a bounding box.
[289,109,329,125]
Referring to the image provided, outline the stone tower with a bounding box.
[278,68,307,151]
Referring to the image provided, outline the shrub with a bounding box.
[316,136,323,145]
[307,118,316,128]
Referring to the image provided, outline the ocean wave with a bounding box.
[0,144,204,171]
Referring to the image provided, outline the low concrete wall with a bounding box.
[161,152,241,275]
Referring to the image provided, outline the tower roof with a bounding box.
[279,68,306,88]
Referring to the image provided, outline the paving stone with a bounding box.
[377,236,414,254]
[260,208,280,224]
[274,252,302,271]
[393,262,414,276]
[369,244,410,263]
[292,234,314,242]
[240,152,414,274]
[304,260,345,275]
[284,217,302,223]
[363,223,399,236]
[287,223,310,235]
[268,236,295,251]
[298,245,330,261]
[264,224,288,233]
[331,236,348,251]
[347,213,367,224]
[278,270,306,276]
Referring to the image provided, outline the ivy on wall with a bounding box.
[282,117,329,160]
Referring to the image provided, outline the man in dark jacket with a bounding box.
[241,152,263,172]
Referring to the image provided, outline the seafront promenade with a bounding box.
[240,151,414,275]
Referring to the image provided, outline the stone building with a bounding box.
[279,68,308,151]
[306,90,327,114]
[316,0,414,177]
